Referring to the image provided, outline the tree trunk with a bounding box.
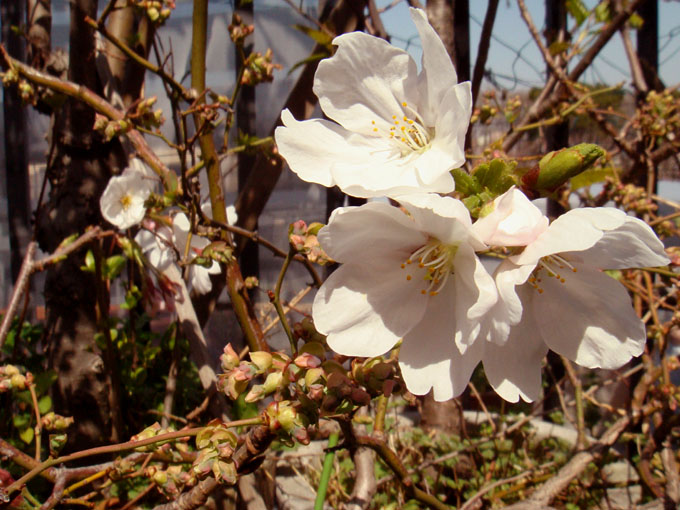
[39,0,128,450]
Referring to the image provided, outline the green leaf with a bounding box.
[293,24,333,47]
[628,12,643,30]
[19,427,34,444]
[81,250,95,273]
[548,40,570,57]
[566,0,589,25]
[594,1,611,23]
[288,52,328,75]
[233,392,259,420]
[451,168,481,196]
[38,395,52,414]
[473,159,517,195]
[105,255,127,280]
[13,413,30,429]
[34,370,57,395]
[570,166,615,189]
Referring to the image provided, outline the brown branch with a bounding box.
[0,45,175,190]
[503,0,646,152]
[0,227,108,351]
[234,0,368,253]
[470,0,499,105]
[619,21,648,93]
[367,0,389,40]
[354,434,451,510]
[84,16,188,101]
[150,477,219,510]
[503,411,637,510]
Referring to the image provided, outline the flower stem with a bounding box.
[27,381,42,461]
[272,246,297,355]
[314,432,339,510]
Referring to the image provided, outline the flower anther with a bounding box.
[402,238,459,296]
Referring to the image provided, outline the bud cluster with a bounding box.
[229,14,255,45]
[0,365,30,392]
[41,411,74,432]
[218,326,404,445]
[634,89,679,143]
[241,50,281,87]
[605,181,658,216]
[288,220,332,265]
[192,421,238,485]
[130,0,175,24]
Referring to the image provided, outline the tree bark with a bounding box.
[39,0,127,450]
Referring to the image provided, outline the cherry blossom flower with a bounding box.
[135,221,175,272]
[476,189,670,402]
[172,204,238,295]
[100,158,157,230]
[275,8,471,198]
[312,194,497,401]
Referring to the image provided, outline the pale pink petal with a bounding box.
[314,264,429,357]
[575,215,669,269]
[318,202,424,266]
[314,31,418,135]
[482,287,548,403]
[473,188,548,247]
[533,265,645,369]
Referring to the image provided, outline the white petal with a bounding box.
[416,82,470,184]
[533,265,645,369]
[189,266,213,295]
[482,292,548,403]
[275,110,350,188]
[452,245,498,348]
[512,207,626,265]
[575,215,669,269]
[399,283,483,400]
[481,261,535,345]
[314,31,418,135]
[225,205,238,225]
[318,202,424,265]
[100,174,150,230]
[397,194,475,245]
[314,264,429,357]
[473,188,548,247]
[410,8,459,124]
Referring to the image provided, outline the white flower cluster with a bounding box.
[275,9,670,402]
[100,159,236,295]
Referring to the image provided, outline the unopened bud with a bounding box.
[249,351,272,373]
[10,374,26,390]
[535,143,605,191]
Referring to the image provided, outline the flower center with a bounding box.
[119,193,133,211]
[527,254,578,294]
[371,102,433,156]
[400,238,458,296]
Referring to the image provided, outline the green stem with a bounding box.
[189,0,267,353]
[4,417,262,498]
[373,395,388,438]
[515,83,624,134]
[272,247,297,355]
[314,432,339,510]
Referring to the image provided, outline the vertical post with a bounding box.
[544,0,569,218]
[636,0,660,93]
[1,1,31,282]
[636,0,659,195]
[453,0,470,82]
[235,0,259,285]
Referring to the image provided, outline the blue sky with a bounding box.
[376,0,680,91]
